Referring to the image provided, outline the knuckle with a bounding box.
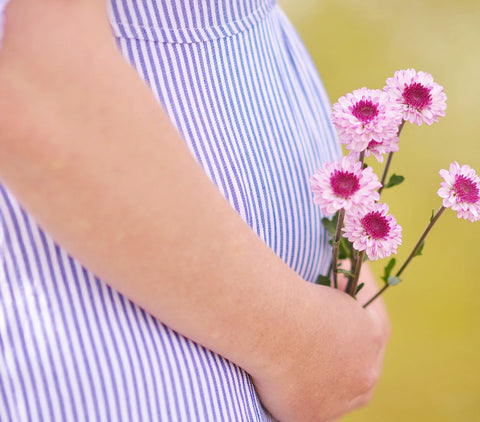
[360,371,378,393]
[355,389,375,408]
[355,367,380,395]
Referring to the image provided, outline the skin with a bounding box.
[0,1,390,421]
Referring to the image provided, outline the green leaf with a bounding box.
[415,241,425,257]
[338,238,351,260]
[356,282,365,294]
[388,276,402,286]
[316,275,332,286]
[337,268,355,278]
[321,217,337,238]
[385,174,405,189]
[381,258,396,284]
[430,209,435,222]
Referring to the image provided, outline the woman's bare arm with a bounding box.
[0,1,390,420]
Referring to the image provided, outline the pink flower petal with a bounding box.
[384,69,447,126]
[332,87,403,154]
[437,161,480,222]
[342,203,402,261]
[310,156,381,217]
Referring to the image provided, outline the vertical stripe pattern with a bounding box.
[0,1,340,420]
[0,0,8,48]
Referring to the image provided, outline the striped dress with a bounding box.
[0,0,340,420]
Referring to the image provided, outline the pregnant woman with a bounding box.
[0,1,390,421]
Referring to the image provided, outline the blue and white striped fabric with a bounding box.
[0,0,9,48]
[0,0,340,420]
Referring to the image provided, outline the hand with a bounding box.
[250,269,390,422]
[338,261,391,346]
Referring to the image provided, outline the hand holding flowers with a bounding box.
[311,69,479,306]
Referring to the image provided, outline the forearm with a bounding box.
[0,0,317,376]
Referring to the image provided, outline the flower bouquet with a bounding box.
[311,69,480,307]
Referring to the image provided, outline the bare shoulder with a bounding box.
[1,0,110,61]
[0,0,117,152]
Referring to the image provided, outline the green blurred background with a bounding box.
[279,1,480,421]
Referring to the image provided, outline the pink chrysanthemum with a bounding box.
[384,69,447,126]
[310,156,381,216]
[437,162,480,222]
[331,87,403,153]
[343,203,402,261]
[349,137,400,163]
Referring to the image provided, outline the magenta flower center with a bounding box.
[402,83,432,110]
[367,139,382,149]
[351,100,379,123]
[361,211,390,239]
[330,170,360,198]
[453,175,480,203]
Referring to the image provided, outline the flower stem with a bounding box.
[347,246,356,290]
[346,250,365,297]
[332,209,346,289]
[359,151,365,166]
[363,205,446,308]
[378,120,405,195]
[363,284,388,308]
[379,153,394,195]
[395,205,446,278]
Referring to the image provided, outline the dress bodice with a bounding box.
[111,0,275,29]
[109,0,276,43]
